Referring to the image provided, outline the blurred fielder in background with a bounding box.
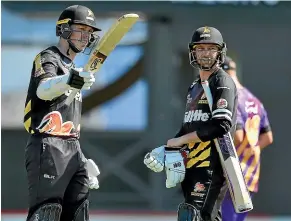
[221,56,273,221]
[144,26,238,221]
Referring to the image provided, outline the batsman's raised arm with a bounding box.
[23,5,102,221]
[33,52,95,101]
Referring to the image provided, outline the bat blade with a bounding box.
[84,13,139,73]
[214,134,253,213]
[201,80,253,213]
[65,13,139,106]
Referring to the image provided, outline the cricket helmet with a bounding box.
[56,5,102,53]
[188,26,227,71]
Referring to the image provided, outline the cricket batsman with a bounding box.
[23,5,102,221]
[221,56,273,221]
[144,26,238,221]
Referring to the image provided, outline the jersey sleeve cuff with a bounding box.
[196,130,209,142]
[212,109,232,122]
[236,123,244,130]
[260,125,271,134]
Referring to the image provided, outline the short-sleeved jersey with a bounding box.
[179,69,238,169]
[235,87,271,192]
[23,46,82,138]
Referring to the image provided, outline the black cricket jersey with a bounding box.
[177,69,238,169]
[23,46,82,138]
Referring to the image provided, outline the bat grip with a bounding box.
[201,80,213,110]
[64,89,79,106]
[64,71,95,106]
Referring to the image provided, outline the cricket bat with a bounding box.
[201,80,253,213]
[65,13,140,106]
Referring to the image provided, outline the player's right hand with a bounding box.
[143,145,165,172]
[67,67,95,90]
[88,176,99,190]
[79,69,95,90]
[86,159,100,190]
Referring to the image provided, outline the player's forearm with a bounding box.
[179,131,202,144]
[174,126,185,138]
[258,140,269,150]
[258,131,273,150]
[196,118,232,142]
[37,75,71,101]
[37,68,87,101]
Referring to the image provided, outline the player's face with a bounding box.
[193,44,220,68]
[70,24,94,51]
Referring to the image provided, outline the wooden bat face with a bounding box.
[64,13,139,106]
[84,13,139,73]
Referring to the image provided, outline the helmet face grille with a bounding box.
[188,26,227,71]
[56,5,102,55]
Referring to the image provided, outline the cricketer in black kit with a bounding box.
[23,5,102,221]
[144,26,238,221]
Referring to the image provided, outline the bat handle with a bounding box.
[64,71,95,106]
[64,89,79,106]
[201,80,213,110]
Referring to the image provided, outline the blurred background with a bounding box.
[1,1,291,221]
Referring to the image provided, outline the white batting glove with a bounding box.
[164,150,186,188]
[88,176,99,190]
[144,145,165,172]
[74,68,95,90]
[86,159,100,190]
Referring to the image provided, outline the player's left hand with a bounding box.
[144,145,165,172]
[167,137,184,148]
[164,150,186,188]
[86,159,100,190]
